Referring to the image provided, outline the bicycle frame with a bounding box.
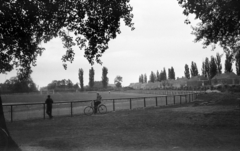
[84,101,107,115]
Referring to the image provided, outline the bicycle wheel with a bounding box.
[98,105,107,114]
[0,128,9,151]
[84,106,94,116]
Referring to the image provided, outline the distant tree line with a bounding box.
[44,66,115,92]
[139,51,240,83]
[0,76,38,94]
[47,79,79,91]
[139,67,175,83]
[184,52,240,80]
[78,66,121,91]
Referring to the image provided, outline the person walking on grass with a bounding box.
[45,95,53,119]
[94,93,102,114]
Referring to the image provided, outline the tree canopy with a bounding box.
[89,67,94,88]
[102,66,109,88]
[0,76,38,93]
[139,74,144,83]
[0,0,134,78]
[47,79,78,90]
[144,74,147,83]
[168,67,175,80]
[78,68,84,91]
[190,61,199,77]
[215,53,222,74]
[236,51,240,75]
[149,71,156,83]
[209,56,217,79]
[184,64,190,79]
[225,52,233,73]
[204,57,210,79]
[114,75,122,88]
[177,0,240,54]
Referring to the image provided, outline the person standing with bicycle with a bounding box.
[94,93,102,114]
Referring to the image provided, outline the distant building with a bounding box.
[187,75,210,88]
[172,77,188,88]
[129,83,143,89]
[145,82,161,89]
[211,72,240,86]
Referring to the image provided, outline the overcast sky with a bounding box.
[0,0,229,88]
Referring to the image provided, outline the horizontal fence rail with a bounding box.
[2,92,200,122]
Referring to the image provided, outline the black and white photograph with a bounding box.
[1,0,240,150]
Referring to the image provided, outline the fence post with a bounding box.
[130,98,132,110]
[185,95,187,103]
[144,98,146,108]
[71,102,73,117]
[189,94,191,102]
[156,97,158,106]
[43,103,45,119]
[113,99,115,111]
[11,105,13,122]
[173,96,175,105]
[165,96,168,105]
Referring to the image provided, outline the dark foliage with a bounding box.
[149,71,156,83]
[236,51,240,75]
[79,68,84,91]
[204,57,210,79]
[184,64,190,79]
[102,67,109,88]
[0,0,134,78]
[89,67,94,88]
[215,53,222,74]
[139,74,144,83]
[114,76,122,88]
[209,56,217,79]
[225,52,233,73]
[1,76,38,93]
[47,79,78,90]
[177,0,240,54]
[190,61,198,77]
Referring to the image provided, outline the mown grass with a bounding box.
[2,91,157,104]
[6,93,240,151]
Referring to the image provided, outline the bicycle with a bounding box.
[0,128,9,151]
[84,101,107,116]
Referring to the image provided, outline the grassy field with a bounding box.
[1,91,160,104]
[2,91,189,121]
[6,92,240,151]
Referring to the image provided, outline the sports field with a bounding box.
[1,90,195,104]
[1,91,160,104]
[2,91,195,121]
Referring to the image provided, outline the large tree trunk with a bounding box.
[0,96,21,151]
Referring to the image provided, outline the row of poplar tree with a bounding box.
[184,52,240,79]
[139,52,240,83]
[139,67,176,83]
[78,67,123,91]
[78,67,109,91]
